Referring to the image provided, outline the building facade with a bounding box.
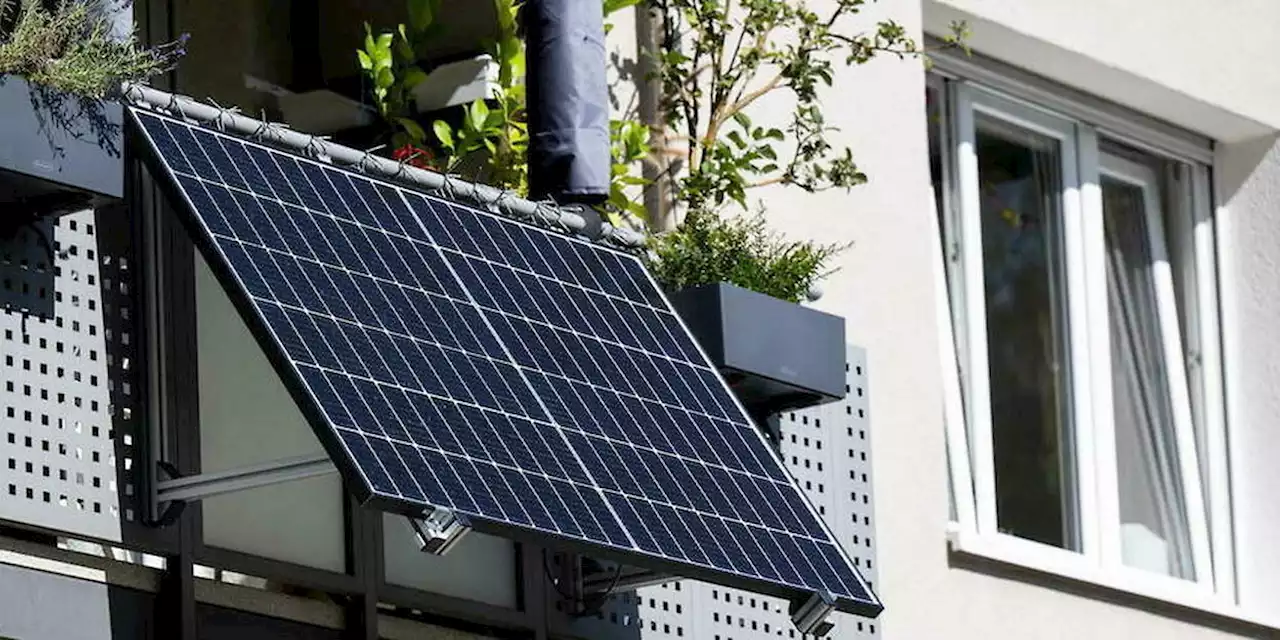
[1,0,1279,639]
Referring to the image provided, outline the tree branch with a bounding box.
[746,174,788,188]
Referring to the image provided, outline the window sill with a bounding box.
[945,526,1280,633]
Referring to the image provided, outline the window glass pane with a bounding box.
[928,83,947,225]
[1101,153,1195,579]
[975,114,1078,550]
[927,82,959,524]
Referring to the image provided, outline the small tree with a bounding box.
[650,0,965,214]
[640,0,965,297]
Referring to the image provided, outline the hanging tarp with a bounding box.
[525,0,610,204]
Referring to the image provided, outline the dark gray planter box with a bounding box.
[0,75,123,217]
[669,282,846,415]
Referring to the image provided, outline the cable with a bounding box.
[577,562,624,618]
[540,551,625,618]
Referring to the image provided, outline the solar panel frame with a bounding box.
[128,106,881,617]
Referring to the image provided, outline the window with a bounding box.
[929,74,1232,601]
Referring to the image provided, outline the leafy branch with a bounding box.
[651,0,966,211]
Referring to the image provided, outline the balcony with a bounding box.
[0,1,881,639]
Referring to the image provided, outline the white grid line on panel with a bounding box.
[567,347,879,640]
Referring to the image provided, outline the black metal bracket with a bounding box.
[145,460,187,528]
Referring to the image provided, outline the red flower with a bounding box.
[392,144,438,170]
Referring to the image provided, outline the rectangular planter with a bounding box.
[0,75,123,214]
[669,282,846,414]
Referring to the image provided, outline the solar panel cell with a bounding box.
[133,107,877,615]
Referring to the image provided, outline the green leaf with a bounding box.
[468,100,490,132]
[765,128,785,141]
[356,50,372,71]
[396,117,426,142]
[759,145,777,160]
[433,120,455,150]
[726,131,746,149]
[376,33,394,49]
[485,109,505,130]
[376,67,395,89]
[396,25,415,58]
[603,0,641,15]
[732,111,753,130]
[407,0,434,32]
[403,67,428,89]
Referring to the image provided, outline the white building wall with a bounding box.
[661,0,1280,638]
[923,0,1280,141]
[1214,134,1280,615]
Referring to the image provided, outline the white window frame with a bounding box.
[932,75,1237,609]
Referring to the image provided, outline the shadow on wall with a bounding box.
[1214,133,1280,204]
[945,549,1274,638]
[0,562,157,639]
[0,218,57,319]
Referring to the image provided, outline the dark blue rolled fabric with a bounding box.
[525,0,611,204]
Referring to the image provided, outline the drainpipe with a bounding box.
[525,0,611,218]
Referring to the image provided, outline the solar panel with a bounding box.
[130,107,879,616]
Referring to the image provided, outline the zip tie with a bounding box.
[490,189,517,217]
[355,149,379,174]
[165,92,188,122]
[262,120,295,146]
[304,135,332,163]
[440,173,458,201]
[205,99,240,132]
[248,118,271,141]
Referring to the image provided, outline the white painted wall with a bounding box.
[924,0,1280,141]
[1214,133,1280,615]
[704,0,1280,637]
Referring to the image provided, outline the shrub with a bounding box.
[646,207,846,303]
[0,0,186,99]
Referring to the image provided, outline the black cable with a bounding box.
[540,551,625,618]
[576,562,624,618]
[541,550,578,602]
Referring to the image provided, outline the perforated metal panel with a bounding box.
[568,346,879,640]
[0,209,145,542]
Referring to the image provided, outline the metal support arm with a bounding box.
[155,453,336,504]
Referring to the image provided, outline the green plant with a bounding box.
[358,0,648,202]
[0,0,187,99]
[642,0,966,298]
[646,207,845,302]
[653,0,965,211]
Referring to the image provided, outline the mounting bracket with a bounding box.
[406,507,471,555]
[791,590,837,637]
[146,453,336,527]
[581,562,671,594]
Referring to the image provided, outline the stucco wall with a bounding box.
[1214,133,1280,615]
[924,0,1280,141]
[731,0,1277,638]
